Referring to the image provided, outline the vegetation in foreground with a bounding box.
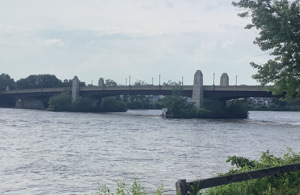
[194,149,300,195]
[86,150,300,195]
[86,179,163,195]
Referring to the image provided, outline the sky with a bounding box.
[0,0,272,86]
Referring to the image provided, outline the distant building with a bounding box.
[248,97,272,105]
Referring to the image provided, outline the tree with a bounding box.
[232,0,300,99]
[0,73,14,91]
[48,91,72,111]
[133,80,148,86]
[105,79,118,87]
[15,74,64,89]
[162,80,182,86]
[63,79,86,87]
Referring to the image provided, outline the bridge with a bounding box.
[0,70,281,109]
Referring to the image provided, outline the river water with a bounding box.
[0,108,300,195]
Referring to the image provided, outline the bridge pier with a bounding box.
[220,73,230,107]
[98,78,105,89]
[192,70,204,109]
[72,76,79,102]
[15,98,44,109]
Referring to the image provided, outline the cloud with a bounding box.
[45,39,65,47]
[222,40,234,48]
[0,0,270,86]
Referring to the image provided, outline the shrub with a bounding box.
[48,91,72,111]
[101,97,127,112]
[196,149,300,195]
[86,179,163,195]
[49,92,127,112]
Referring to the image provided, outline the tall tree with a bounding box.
[232,0,300,99]
[0,73,14,91]
[15,74,64,89]
[105,79,118,87]
[133,80,148,86]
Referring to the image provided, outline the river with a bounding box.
[0,108,299,194]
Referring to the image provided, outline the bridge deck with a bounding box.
[0,85,278,99]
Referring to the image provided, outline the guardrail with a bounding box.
[175,162,300,195]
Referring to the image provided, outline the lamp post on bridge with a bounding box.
[213,73,215,85]
[159,74,161,86]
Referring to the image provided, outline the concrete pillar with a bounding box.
[192,70,204,109]
[220,73,230,107]
[15,99,44,109]
[98,78,105,89]
[220,73,229,86]
[6,85,10,91]
[72,76,79,102]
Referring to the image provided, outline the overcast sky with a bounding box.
[0,0,271,85]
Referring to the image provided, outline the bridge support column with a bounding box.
[72,76,79,102]
[220,73,230,107]
[192,70,204,109]
[15,98,44,109]
[98,78,105,89]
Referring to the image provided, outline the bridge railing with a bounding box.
[175,162,300,195]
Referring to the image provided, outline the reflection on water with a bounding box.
[0,109,299,194]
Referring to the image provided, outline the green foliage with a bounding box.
[87,179,163,195]
[48,91,72,111]
[0,96,16,108]
[101,97,127,112]
[0,73,15,91]
[232,0,300,100]
[72,97,97,112]
[163,89,248,118]
[105,79,118,87]
[162,89,198,118]
[15,74,64,89]
[162,80,182,86]
[48,92,127,112]
[133,80,148,86]
[63,79,86,87]
[197,149,300,195]
[227,99,249,118]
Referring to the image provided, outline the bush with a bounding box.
[48,91,72,111]
[101,97,127,112]
[86,179,163,195]
[196,149,300,195]
[49,92,127,112]
[72,97,97,112]
[162,89,249,119]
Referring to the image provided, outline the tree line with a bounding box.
[0,73,86,91]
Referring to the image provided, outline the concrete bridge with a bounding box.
[0,70,280,109]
